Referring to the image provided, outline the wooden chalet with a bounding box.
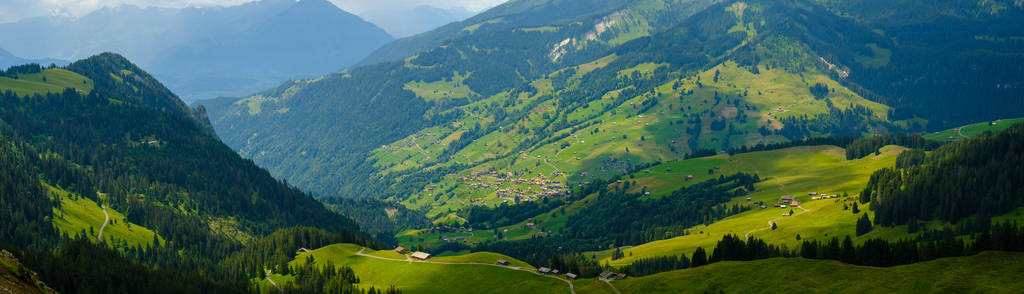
[599,271,615,280]
[565,273,578,280]
[780,196,795,202]
[394,246,409,254]
[410,251,432,260]
[496,259,511,266]
[538,267,551,274]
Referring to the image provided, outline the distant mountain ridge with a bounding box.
[0,0,393,102]
[0,48,67,69]
[361,5,477,38]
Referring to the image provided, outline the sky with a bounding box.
[0,0,507,23]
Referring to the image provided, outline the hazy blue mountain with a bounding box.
[361,5,477,38]
[0,47,67,69]
[0,0,393,102]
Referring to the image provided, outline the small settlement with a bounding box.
[599,271,627,281]
[460,169,569,205]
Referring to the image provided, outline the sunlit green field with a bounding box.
[590,145,908,265]
[48,184,161,251]
[923,118,1024,142]
[612,251,1024,294]
[260,243,569,294]
[392,60,889,219]
[0,68,93,97]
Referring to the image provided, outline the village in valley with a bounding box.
[460,169,569,205]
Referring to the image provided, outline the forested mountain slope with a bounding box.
[0,54,379,292]
[204,0,905,209]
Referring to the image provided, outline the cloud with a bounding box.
[0,0,506,23]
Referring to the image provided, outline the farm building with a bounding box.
[410,252,432,260]
[780,196,795,202]
[808,192,818,195]
[496,259,511,266]
[565,273,578,280]
[790,201,799,207]
[394,246,409,254]
[538,267,551,274]
[600,271,615,280]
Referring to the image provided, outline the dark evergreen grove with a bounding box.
[0,54,392,293]
[863,123,1024,226]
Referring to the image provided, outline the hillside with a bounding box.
[0,55,372,292]
[204,0,911,207]
[922,117,1024,142]
[608,251,1024,293]
[262,243,569,293]
[0,0,393,101]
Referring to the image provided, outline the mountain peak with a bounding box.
[66,53,216,136]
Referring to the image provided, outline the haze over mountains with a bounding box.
[0,0,394,102]
[2,0,1024,293]
[360,5,477,38]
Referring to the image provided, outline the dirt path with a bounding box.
[603,279,622,294]
[97,205,109,242]
[957,127,969,139]
[355,247,576,294]
[264,269,282,292]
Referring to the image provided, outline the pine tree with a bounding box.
[856,214,873,236]
[691,247,708,267]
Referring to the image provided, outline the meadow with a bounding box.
[261,243,570,294]
[612,251,1024,293]
[0,68,93,97]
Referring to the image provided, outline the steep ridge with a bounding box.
[0,54,364,288]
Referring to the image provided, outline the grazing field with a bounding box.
[923,118,1024,142]
[0,68,93,97]
[590,145,908,265]
[262,243,570,294]
[391,60,889,219]
[612,251,1024,294]
[48,184,161,250]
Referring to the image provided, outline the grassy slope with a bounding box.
[48,184,161,250]
[922,117,1024,142]
[263,243,568,294]
[0,68,93,97]
[611,251,1024,294]
[389,59,888,219]
[592,145,909,265]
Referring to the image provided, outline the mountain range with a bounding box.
[200,0,1024,208]
[0,0,394,102]
[2,0,1024,293]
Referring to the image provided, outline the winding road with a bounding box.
[97,205,109,242]
[355,247,576,294]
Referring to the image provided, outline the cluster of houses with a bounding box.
[394,247,433,261]
[744,192,842,211]
[808,192,840,200]
[599,271,627,281]
[537,266,580,280]
[460,169,568,203]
